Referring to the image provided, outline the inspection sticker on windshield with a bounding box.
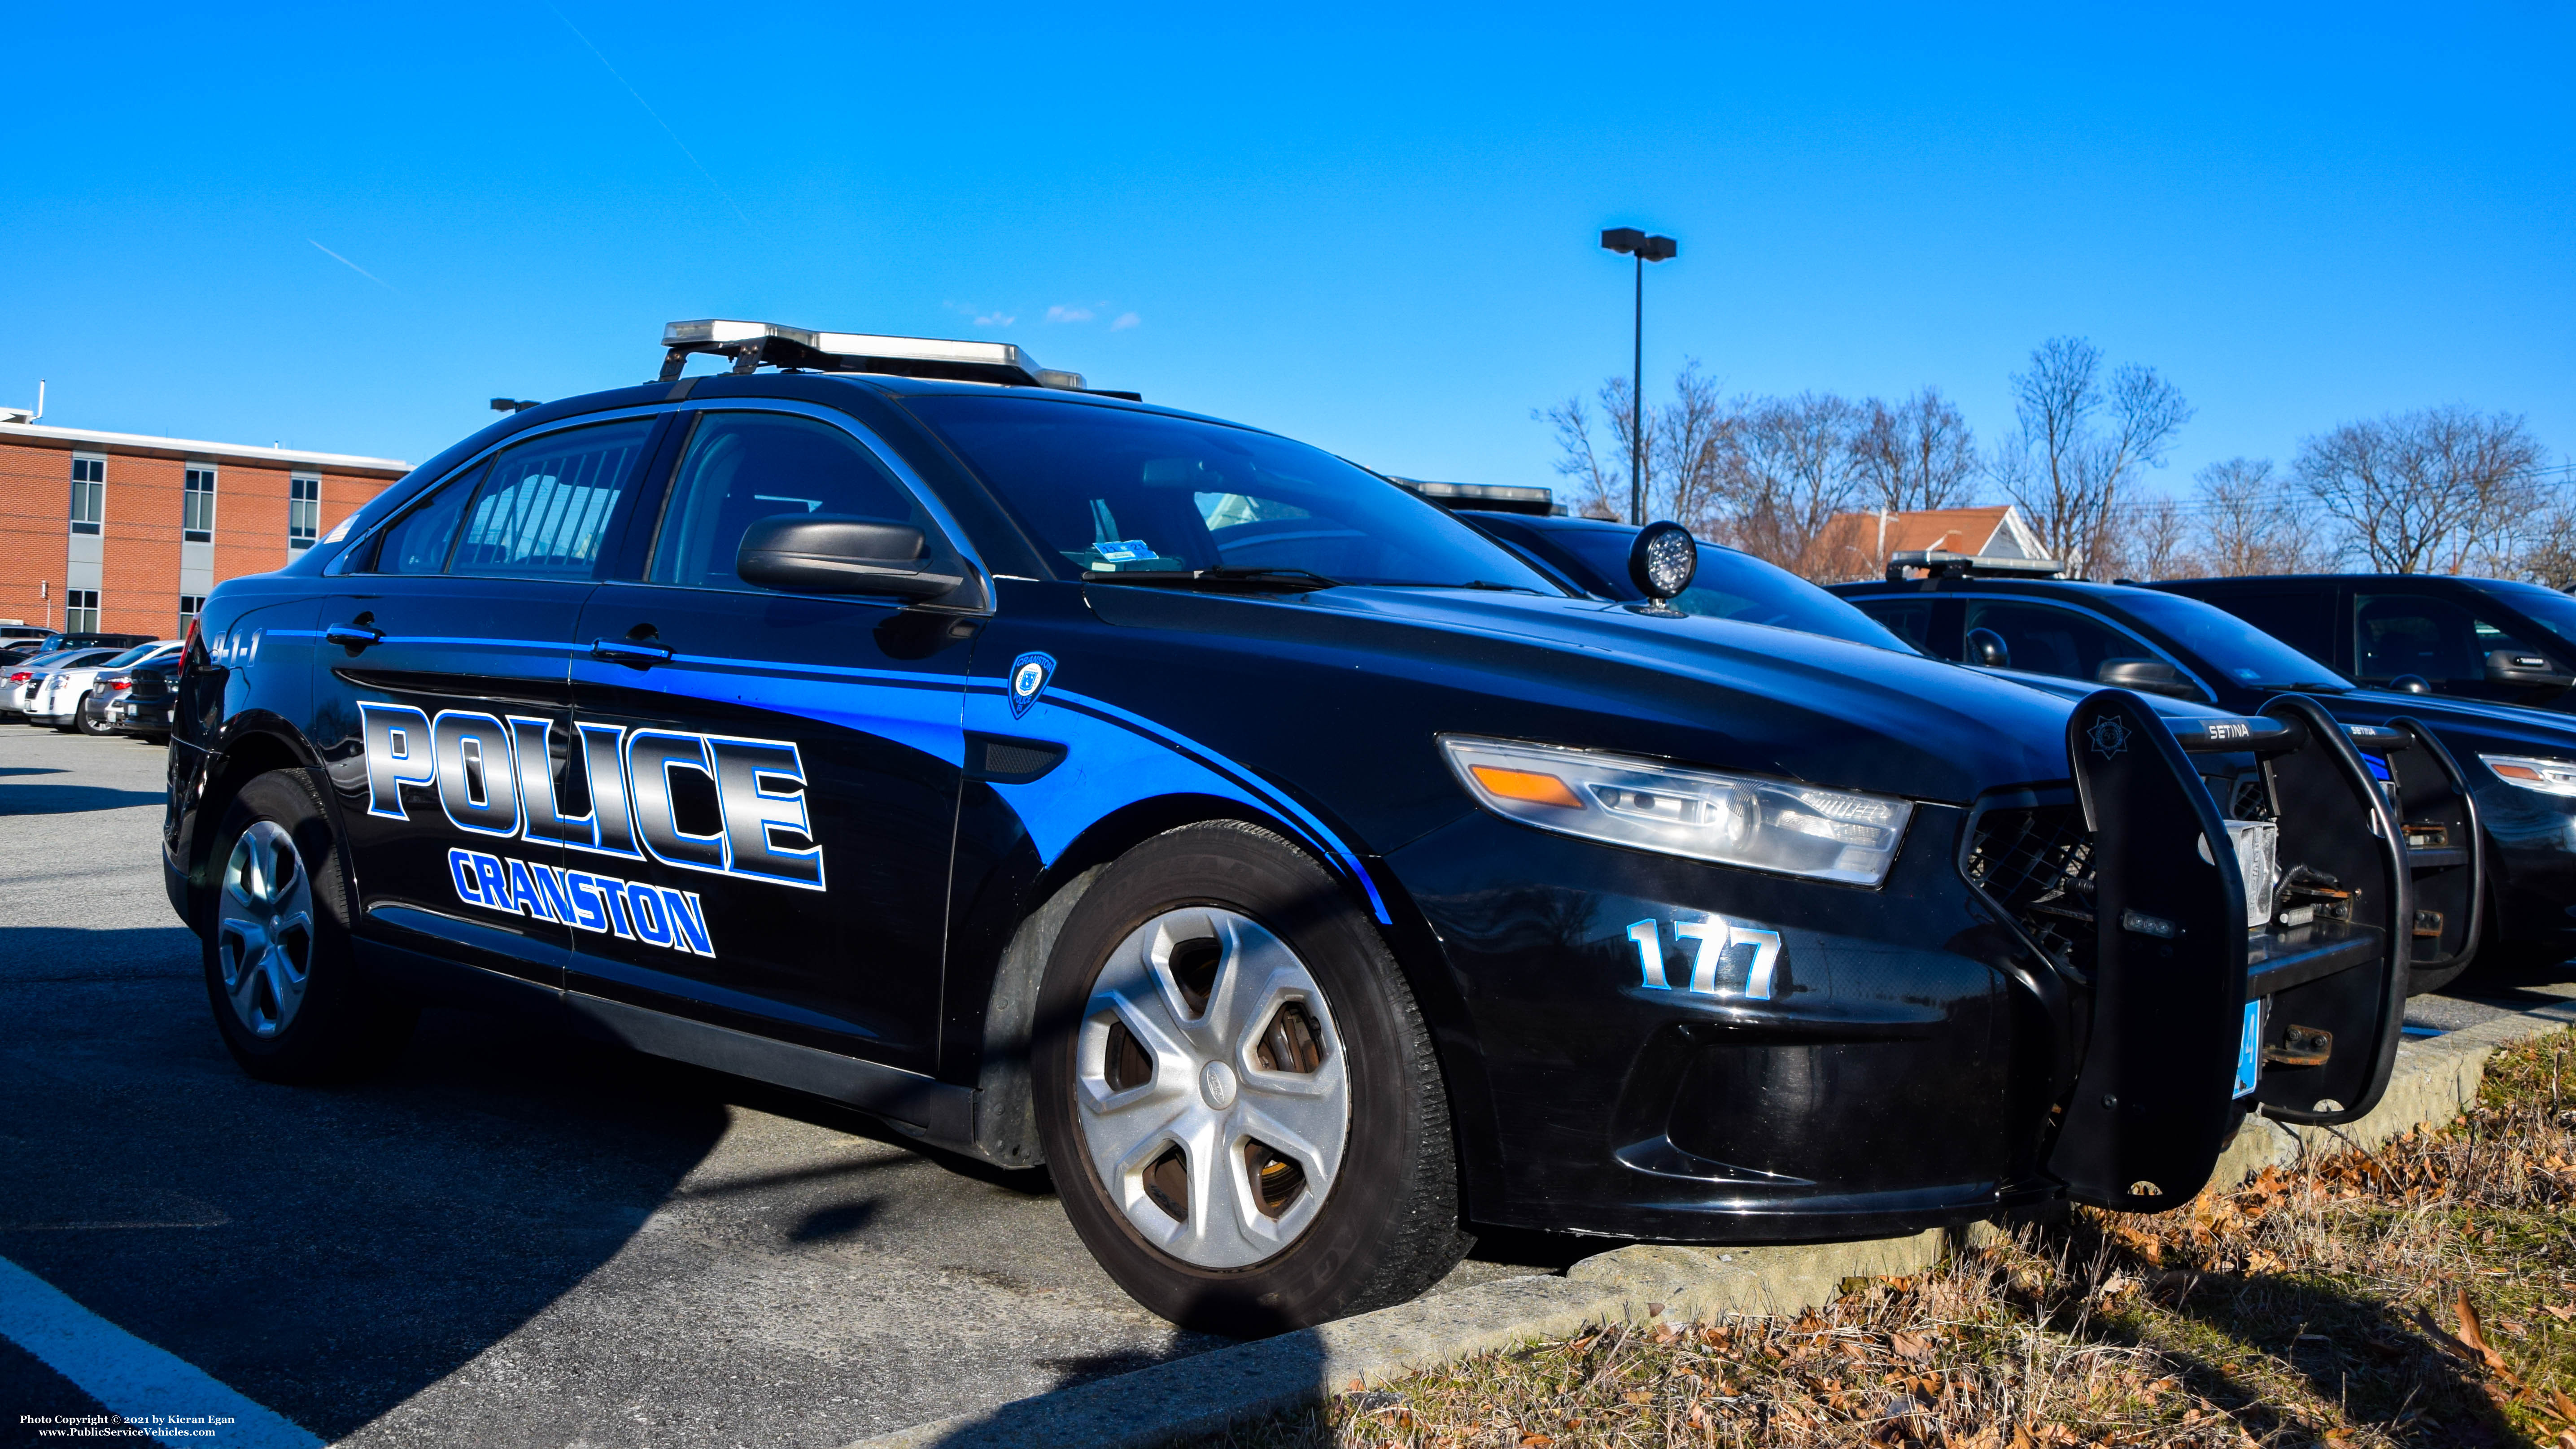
[2233,1000,2264,1098]
[1093,539,1155,562]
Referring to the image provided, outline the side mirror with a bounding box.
[1965,627,2011,669]
[2486,648,2575,693]
[1628,521,1698,602]
[2388,673,2433,695]
[737,515,964,599]
[2096,657,2204,700]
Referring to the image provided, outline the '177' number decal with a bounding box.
[1627,917,1783,1000]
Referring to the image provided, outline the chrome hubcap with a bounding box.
[217,820,315,1038]
[1074,908,1350,1269]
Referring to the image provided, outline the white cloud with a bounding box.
[1110,312,1141,332]
[1045,305,1095,324]
[973,311,1017,327]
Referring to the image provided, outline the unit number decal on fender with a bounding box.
[1626,916,1785,1000]
[359,701,825,891]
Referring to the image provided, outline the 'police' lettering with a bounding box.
[364,703,827,893]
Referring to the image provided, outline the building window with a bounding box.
[179,595,205,635]
[66,590,99,634]
[289,474,321,550]
[70,455,105,535]
[183,466,217,542]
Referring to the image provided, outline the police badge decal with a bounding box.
[1008,652,1056,720]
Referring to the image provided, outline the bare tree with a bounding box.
[1851,388,1980,514]
[2189,458,2318,576]
[2292,406,2545,573]
[1541,362,1738,532]
[2099,495,2195,580]
[1539,381,1637,522]
[1648,362,1738,538]
[1996,337,2192,579]
[1723,393,1864,575]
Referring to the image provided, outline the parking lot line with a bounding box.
[0,1254,321,1448]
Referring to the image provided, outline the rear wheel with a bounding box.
[74,694,112,736]
[202,769,415,1082]
[1033,821,1470,1336]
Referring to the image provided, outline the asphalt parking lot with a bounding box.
[0,727,1567,1449]
[2,725,2568,1449]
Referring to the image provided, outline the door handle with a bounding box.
[324,622,384,650]
[589,638,674,667]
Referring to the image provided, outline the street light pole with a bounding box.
[1600,228,1678,526]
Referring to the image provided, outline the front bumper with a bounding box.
[1382,691,2405,1242]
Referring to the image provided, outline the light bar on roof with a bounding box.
[658,319,1087,391]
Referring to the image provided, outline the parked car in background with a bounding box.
[1,648,127,722]
[108,659,175,741]
[1830,562,2576,985]
[78,669,137,736]
[29,640,180,733]
[28,631,154,655]
[0,641,51,668]
[2151,575,2576,717]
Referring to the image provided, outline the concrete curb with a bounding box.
[851,1000,2576,1449]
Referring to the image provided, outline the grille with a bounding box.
[1965,805,2098,977]
[2229,772,2273,821]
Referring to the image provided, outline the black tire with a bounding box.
[74,694,112,736]
[1032,820,1471,1336]
[201,769,415,1082]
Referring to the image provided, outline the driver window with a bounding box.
[2355,593,2552,686]
[1961,600,2158,683]
[646,412,947,593]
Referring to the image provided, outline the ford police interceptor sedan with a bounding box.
[163,321,2409,1334]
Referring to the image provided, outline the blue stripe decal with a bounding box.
[311,633,1392,923]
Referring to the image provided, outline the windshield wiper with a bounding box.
[1080,566,1340,593]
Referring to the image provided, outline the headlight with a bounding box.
[2482,753,2576,796]
[1440,736,1915,886]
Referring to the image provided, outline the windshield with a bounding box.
[101,643,162,668]
[2474,580,2576,648]
[1515,523,1911,651]
[2112,589,2353,690]
[905,396,1559,592]
[17,650,81,670]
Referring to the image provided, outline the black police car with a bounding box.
[1829,559,2553,986]
[2155,572,2576,715]
[164,321,2406,1334]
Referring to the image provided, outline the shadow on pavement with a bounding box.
[0,989,732,1443]
[0,782,165,814]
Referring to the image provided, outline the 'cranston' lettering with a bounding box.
[447,846,716,957]
[362,702,824,891]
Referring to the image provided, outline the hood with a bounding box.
[1087,584,2084,804]
[2336,687,2576,755]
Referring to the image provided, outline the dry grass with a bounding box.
[1197,1026,2576,1449]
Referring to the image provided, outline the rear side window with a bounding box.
[646,411,939,593]
[1963,600,2155,682]
[2209,590,2333,662]
[451,420,656,579]
[370,480,475,575]
[1852,598,1934,653]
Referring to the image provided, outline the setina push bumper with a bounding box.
[2033,691,2409,1213]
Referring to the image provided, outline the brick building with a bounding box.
[0,420,408,638]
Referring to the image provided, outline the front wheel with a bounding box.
[1033,821,1470,1336]
[74,694,113,736]
[202,769,415,1082]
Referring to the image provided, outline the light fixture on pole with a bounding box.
[1599,227,1677,526]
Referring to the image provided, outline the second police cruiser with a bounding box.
[165,321,2410,1333]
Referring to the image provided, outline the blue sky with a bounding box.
[4,3,2568,497]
